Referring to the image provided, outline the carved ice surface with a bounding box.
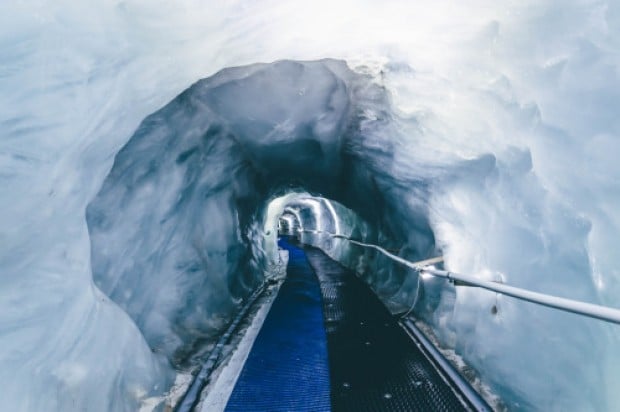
[1,1,619,411]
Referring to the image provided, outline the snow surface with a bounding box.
[1,1,620,411]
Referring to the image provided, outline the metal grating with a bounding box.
[305,247,474,412]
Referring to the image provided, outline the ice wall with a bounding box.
[2,1,619,411]
[85,59,414,403]
[84,59,355,364]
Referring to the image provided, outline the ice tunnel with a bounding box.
[85,59,437,368]
[3,2,620,412]
[80,58,610,411]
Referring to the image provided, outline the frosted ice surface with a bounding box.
[1,1,619,411]
[85,60,360,364]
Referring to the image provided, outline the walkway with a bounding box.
[225,237,331,411]
[306,247,472,412]
[225,238,481,411]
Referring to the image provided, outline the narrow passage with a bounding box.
[225,238,331,411]
[226,237,477,411]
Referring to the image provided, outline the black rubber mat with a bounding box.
[305,247,472,412]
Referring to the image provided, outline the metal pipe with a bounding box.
[425,267,620,324]
[303,230,620,325]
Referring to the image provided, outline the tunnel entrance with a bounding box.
[86,59,439,370]
[83,59,462,412]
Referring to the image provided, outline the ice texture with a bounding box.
[2,1,620,411]
[85,60,367,364]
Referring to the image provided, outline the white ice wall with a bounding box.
[1,1,619,411]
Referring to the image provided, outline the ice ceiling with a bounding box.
[1,1,620,411]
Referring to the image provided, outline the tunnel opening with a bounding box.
[84,59,444,404]
[86,59,440,367]
[82,57,610,412]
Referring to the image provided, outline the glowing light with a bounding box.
[320,198,341,235]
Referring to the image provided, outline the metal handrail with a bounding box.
[300,229,620,325]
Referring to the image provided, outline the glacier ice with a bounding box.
[2,1,620,411]
[85,59,367,364]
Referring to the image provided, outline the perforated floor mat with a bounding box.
[224,239,481,412]
[305,247,473,412]
[225,238,331,411]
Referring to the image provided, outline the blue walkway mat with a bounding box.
[225,237,331,412]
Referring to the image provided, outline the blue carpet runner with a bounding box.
[225,237,331,411]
